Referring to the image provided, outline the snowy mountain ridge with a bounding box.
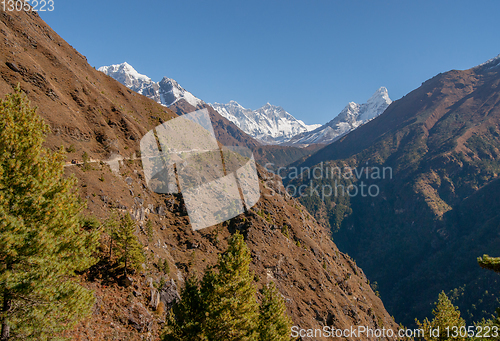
[287,87,392,146]
[475,53,500,70]
[98,62,320,144]
[210,101,320,144]
[98,62,389,147]
[98,62,204,108]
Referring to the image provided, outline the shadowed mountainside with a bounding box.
[292,56,500,325]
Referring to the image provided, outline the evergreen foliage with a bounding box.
[201,232,259,341]
[0,86,99,340]
[258,282,292,341]
[146,219,154,243]
[113,213,145,276]
[478,255,500,273]
[163,233,292,341]
[163,275,205,341]
[473,255,500,341]
[104,210,120,261]
[416,291,466,341]
[81,152,90,171]
[161,259,170,275]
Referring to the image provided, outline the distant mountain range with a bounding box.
[99,62,391,146]
[98,62,320,144]
[210,101,321,144]
[287,87,392,146]
[98,63,323,168]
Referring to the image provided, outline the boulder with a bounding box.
[149,288,160,311]
[159,279,180,311]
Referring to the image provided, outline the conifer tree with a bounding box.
[200,232,259,341]
[416,291,466,341]
[258,282,292,341]
[0,86,99,340]
[113,213,144,276]
[163,275,206,341]
[104,210,120,261]
[163,233,294,341]
[476,254,500,340]
[478,255,500,273]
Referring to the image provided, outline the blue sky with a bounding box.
[40,0,500,125]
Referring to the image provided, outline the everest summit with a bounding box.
[210,101,320,144]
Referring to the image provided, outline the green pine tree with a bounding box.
[163,275,206,341]
[0,86,99,340]
[478,255,500,273]
[104,210,120,261]
[473,255,500,341]
[258,282,292,341]
[201,232,259,341]
[146,219,154,243]
[163,233,294,341]
[161,259,170,275]
[416,291,466,341]
[113,213,145,276]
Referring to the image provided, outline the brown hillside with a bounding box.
[0,11,177,163]
[0,9,398,340]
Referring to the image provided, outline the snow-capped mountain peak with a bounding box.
[98,62,153,94]
[157,77,203,108]
[99,62,203,108]
[210,101,320,144]
[288,87,392,146]
[228,100,245,109]
[358,86,391,121]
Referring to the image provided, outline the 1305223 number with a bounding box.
[1,0,54,12]
[445,325,499,338]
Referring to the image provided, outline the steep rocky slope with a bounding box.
[0,9,398,340]
[0,11,176,163]
[292,55,500,325]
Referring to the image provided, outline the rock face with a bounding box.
[149,279,180,312]
[149,287,160,311]
[159,279,180,311]
[0,9,399,340]
[127,302,153,332]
